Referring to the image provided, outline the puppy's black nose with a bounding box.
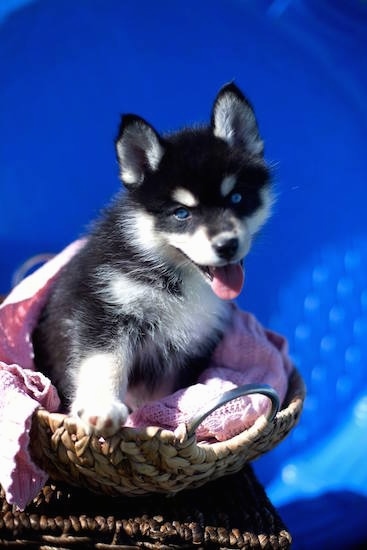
[213,237,239,260]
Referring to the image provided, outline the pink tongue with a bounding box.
[210,263,245,300]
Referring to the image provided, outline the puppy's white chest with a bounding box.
[100,269,230,353]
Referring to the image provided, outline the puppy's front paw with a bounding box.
[72,399,129,437]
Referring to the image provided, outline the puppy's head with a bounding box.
[115,83,274,300]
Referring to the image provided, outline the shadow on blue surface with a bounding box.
[280,490,367,550]
[1,1,367,547]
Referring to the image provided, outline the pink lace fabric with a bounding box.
[0,241,84,509]
[0,241,292,509]
[126,309,293,440]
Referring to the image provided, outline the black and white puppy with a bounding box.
[32,83,274,435]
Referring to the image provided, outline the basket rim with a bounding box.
[33,367,305,451]
[29,368,305,497]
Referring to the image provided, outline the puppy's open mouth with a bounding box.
[199,261,245,301]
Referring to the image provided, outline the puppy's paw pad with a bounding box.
[72,400,129,437]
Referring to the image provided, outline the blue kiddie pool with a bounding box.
[1,1,367,547]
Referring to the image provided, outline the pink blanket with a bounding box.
[0,242,292,509]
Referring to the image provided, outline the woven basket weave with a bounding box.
[29,368,305,497]
[0,465,292,549]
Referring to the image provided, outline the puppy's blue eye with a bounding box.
[230,192,242,204]
[174,207,191,220]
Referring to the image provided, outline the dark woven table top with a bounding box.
[1,465,291,549]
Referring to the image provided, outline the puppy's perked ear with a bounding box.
[115,115,165,187]
[211,83,264,156]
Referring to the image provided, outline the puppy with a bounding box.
[32,83,273,435]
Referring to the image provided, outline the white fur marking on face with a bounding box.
[172,188,199,208]
[246,187,275,235]
[165,218,253,266]
[165,226,217,266]
[129,210,161,253]
[220,175,236,197]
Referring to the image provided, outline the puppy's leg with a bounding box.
[70,350,129,436]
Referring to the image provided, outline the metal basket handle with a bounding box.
[186,383,280,438]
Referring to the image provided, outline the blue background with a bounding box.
[1,1,367,547]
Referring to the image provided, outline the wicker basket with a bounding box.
[29,368,305,497]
